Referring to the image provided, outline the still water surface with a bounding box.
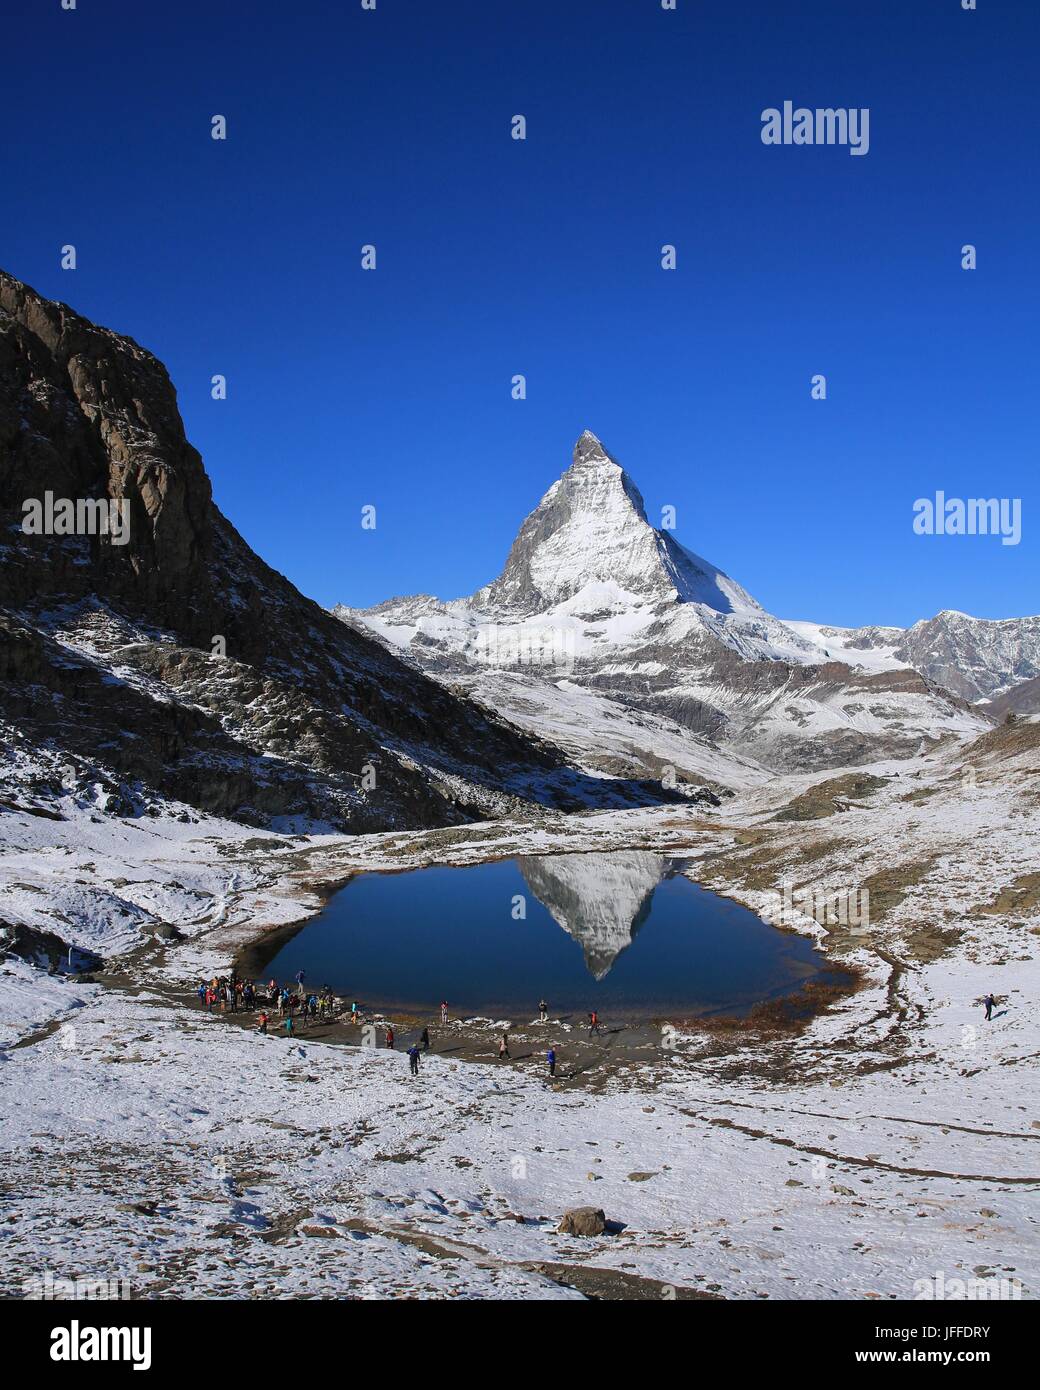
[253,851,843,1019]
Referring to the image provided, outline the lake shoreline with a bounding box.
[230,850,860,1032]
[160,971,861,1092]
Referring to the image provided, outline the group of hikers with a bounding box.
[195,973,611,1081]
[196,972,345,1035]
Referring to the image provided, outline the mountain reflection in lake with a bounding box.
[252,851,844,1019]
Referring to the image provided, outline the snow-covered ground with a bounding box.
[781,620,908,673]
[2,970,1036,1302]
[2,719,1037,1300]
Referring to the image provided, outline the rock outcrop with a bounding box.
[557,1207,607,1237]
[789,611,1040,704]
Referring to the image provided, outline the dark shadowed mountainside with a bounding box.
[0,271,671,831]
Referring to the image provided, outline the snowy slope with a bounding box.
[781,621,909,674]
[786,612,1040,701]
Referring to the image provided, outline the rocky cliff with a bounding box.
[0,272,666,831]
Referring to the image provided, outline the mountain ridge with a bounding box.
[786,610,1040,702]
[338,431,1013,779]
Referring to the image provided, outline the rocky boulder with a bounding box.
[557,1206,607,1237]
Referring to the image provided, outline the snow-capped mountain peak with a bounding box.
[333,430,1004,780]
[472,431,786,638]
[472,429,669,616]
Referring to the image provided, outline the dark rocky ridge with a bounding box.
[0,270,670,830]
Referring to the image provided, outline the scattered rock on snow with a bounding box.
[558,1206,607,1237]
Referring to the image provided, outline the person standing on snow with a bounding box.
[984,993,996,1021]
[547,1046,557,1079]
[407,1044,421,1076]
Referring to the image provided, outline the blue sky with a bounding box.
[4,0,1036,625]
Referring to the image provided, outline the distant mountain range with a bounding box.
[337,431,1033,782]
[784,613,1040,704]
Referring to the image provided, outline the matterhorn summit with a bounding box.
[473,430,774,626]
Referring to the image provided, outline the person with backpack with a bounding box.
[546,1046,557,1079]
[984,993,996,1021]
[538,999,548,1022]
[407,1044,421,1076]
